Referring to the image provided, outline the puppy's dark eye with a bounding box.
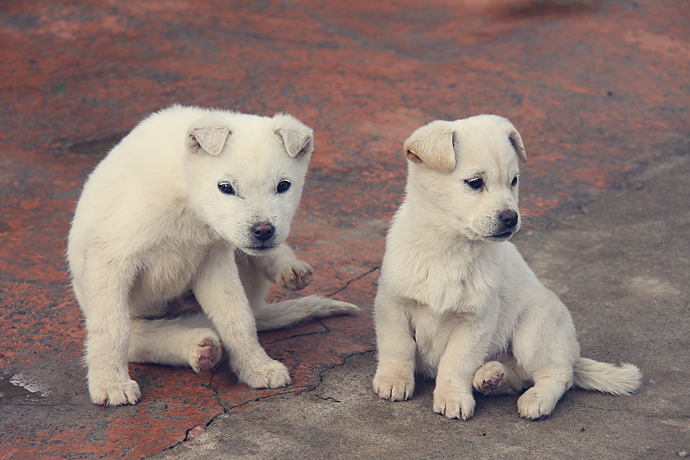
[465,178,484,190]
[277,180,291,193]
[218,181,235,195]
[511,176,518,187]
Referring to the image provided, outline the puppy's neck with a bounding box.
[385,198,504,314]
[398,194,491,256]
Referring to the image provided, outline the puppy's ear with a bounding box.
[508,129,527,163]
[403,120,456,173]
[187,124,231,156]
[274,114,314,158]
[491,115,527,163]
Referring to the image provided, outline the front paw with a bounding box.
[88,377,141,406]
[433,386,475,420]
[373,371,415,401]
[237,359,291,389]
[277,260,313,291]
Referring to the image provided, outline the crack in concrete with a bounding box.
[167,351,377,455]
[327,265,380,297]
[159,371,226,454]
[160,267,379,455]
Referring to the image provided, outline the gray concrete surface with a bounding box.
[3,3,689,458]
[146,135,690,459]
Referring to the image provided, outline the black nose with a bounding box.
[499,210,519,229]
[251,222,275,242]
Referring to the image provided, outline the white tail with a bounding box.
[573,357,642,395]
[253,295,360,331]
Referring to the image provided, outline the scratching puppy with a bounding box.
[372,115,641,420]
[68,105,358,406]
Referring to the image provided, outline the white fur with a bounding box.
[68,105,359,406]
[373,115,641,420]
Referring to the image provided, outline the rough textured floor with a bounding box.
[0,0,688,458]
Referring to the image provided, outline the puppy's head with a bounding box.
[183,111,313,255]
[403,115,526,242]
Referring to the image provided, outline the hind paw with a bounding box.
[517,388,556,420]
[277,260,313,291]
[473,361,522,395]
[190,334,223,373]
[473,361,507,394]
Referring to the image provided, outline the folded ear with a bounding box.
[488,115,527,163]
[187,123,231,156]
[274,114,314,158]
[508,128,527,163]
[403,120,456,173]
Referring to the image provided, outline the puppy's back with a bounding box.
[68,106,210,270]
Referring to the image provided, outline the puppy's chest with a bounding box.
[130,232,216,309]
[403,255,500,314]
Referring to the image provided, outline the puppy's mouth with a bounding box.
[242,244,277,254]
[490,231,514,240]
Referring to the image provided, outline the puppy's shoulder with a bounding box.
[497,241,542,289]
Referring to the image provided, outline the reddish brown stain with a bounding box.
[1,0,689,457]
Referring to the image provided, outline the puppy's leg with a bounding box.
[473,361,524,396]
[516,372,572,420]
[253,243,313,291]
[512,289,578,420]
[129,313,223,372]
[273,243,314,292]
[372,289,417,401]
[239,244,359,330]
[432,312,498,420]
[77,262,141,406]
[195,246,290,389]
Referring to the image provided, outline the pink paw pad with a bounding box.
[197,339,219,372]
[481,372,504,391]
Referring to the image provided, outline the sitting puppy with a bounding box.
[68,105,358,406]
[372,115,641,420]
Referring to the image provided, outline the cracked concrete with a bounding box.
[1,0,689,458]
[149,149,690,459]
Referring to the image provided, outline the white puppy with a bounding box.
[373,115,641,420]
[68,105,358,406]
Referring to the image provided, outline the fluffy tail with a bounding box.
[573,357,642,395]
[254,295,360,331]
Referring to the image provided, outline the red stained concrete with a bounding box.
[0,0,688,458]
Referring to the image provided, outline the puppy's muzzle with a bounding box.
[242,221,280,254]
[492,210,519,239]
[499,210,518,229]
[251,221,275,242]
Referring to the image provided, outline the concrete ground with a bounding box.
[1,0,688,459]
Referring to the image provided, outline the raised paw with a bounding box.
[373,371,415,401]
[237,358,291,389]
[277,260,313,291]
[190,335,223,373]
[88,378,141,406]
[433,386,476,420]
